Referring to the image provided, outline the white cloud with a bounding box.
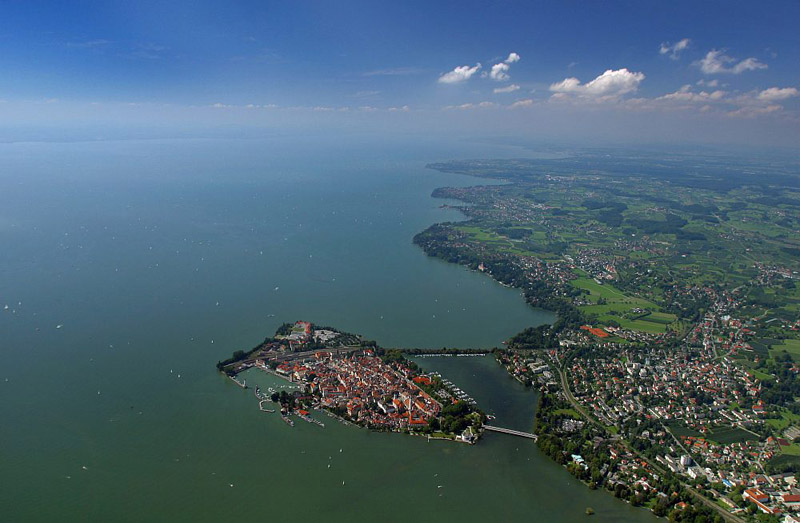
[757,87,799,102]
[550,68,645,99]
[695,50,767,74]
[438,63,481,84]
[647,84,794,118]
[659,38,690,60]
[657,85,726,103]
[510,99,534,108]
[494,84,520,94]
[731,57,768,74]
[488,52,521,81]
[490,62,511,81]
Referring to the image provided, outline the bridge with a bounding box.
[483,425,538,441]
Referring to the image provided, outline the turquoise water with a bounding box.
[0,137,651,521]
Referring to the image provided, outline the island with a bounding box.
[217,321,485,443]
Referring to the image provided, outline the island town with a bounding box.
[217,321,485,443]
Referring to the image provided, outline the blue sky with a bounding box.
[1,1,798,146]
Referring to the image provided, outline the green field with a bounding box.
[769,339,800,362]
[748,368,775,382]
[768,454,800,470]
[571,274,676,333]
[779,443,800,456]
[666,421,703,439]
[766,409,800,431]
[666,422,757,444]
[457,225,510,245]
[571,276,650,304]
[552,408,581,418]
[708,426,758,445]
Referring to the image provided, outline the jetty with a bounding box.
[297,411,325,428]
[483,425,538,441]
[228,375,247,389]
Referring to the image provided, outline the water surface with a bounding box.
[0,137,650,521]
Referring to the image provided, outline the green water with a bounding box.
[0,137,652,521]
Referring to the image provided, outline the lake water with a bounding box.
[0,136,652,521]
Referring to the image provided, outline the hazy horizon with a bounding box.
[0,1,798,148]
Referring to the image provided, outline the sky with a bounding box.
[0,1,799,147]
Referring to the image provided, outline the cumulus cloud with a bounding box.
[490,62,511,81]
[649,84,794,118]
[695,50,767,74]
[549,68,645,99]
[659,38,690,60]
[488,52,521,81]
[494,84,520,94]
[757,87,799,102]
[438,63,481,84]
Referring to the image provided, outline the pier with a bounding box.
[483,425,538,441]
[228,375,247,389]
